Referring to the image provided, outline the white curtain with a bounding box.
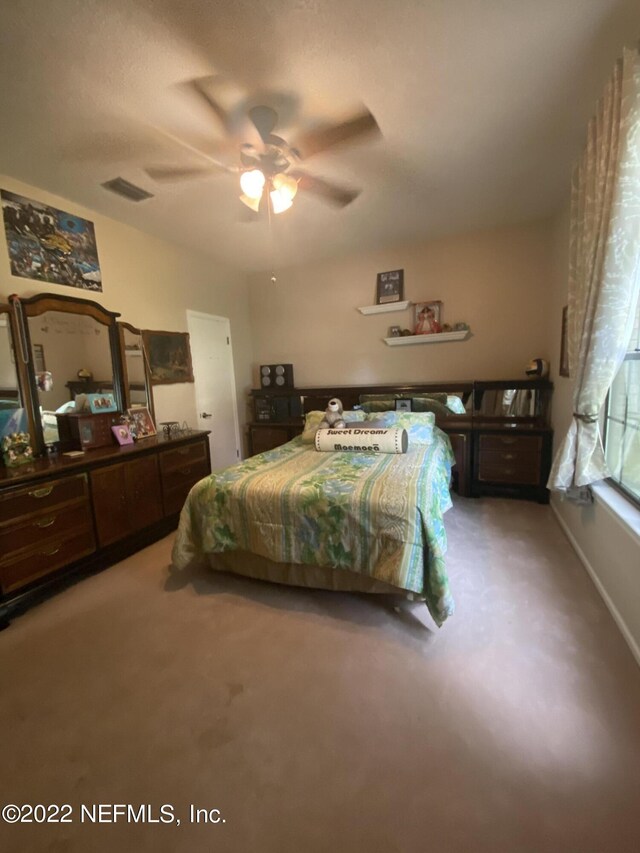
[549,46,640,495]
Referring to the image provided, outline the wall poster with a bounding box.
[1,190,102,290]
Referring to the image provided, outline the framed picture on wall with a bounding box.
[560,305,569,377]
[376,269,404,304]
[141,330,194,385]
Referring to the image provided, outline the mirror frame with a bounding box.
[118,321,155,424]
[10,292,124,456]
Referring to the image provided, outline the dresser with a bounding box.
[0,430,210,623]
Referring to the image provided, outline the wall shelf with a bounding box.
[384,330,470,346]
[357,300,411,315]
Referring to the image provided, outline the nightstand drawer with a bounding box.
[0,501,93,559]
[478,434,542,453]
[0,474,88,524]
[0,529,96,594]
[478,451,541,484]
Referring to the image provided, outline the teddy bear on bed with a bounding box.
[319,397,347,430]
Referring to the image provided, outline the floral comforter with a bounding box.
[172,431,455,625]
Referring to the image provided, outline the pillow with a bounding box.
[301,409,366,442]
[410,392,448,404]
[367,411,436,445]
[359,397,397,412]
[411,397,453,417]
[446,395,467,415]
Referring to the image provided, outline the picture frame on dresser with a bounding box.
[126,406,156,440]
[112,424,134,445]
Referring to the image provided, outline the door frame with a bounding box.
[186,310,242,464]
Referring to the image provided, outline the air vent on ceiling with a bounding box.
[101,177,154,202]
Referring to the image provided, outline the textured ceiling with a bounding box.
[0,0,639,271]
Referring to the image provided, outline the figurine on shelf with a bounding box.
[2,432,34,468]
[414,302,442,335]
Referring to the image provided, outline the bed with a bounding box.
[172,412,456,626]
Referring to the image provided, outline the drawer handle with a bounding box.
[41,546,61,557]
[501,453,515,460]
[34,515,56,528]
[177,448,191,456]
[182,467,192,476]
[499,437,517,445]
[29,486,53,499]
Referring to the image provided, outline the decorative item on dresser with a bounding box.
[0,291,212,626]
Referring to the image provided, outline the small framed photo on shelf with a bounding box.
[395,399,412,412]
[87,392,117,414]
[376,269,404,304]
[126,406,157,440]
[112,424,134,446]
[414,300,443,335]
[388,325,402,337]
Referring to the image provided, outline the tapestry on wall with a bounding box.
[0,190,102,291]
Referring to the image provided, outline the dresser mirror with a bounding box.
[118,322,155,421]
[15,293,123,453]
[473,381,552,424]
[0,304,24,435]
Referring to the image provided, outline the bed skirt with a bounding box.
[208,550,421,598]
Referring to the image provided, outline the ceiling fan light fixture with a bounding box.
[239,168,265,199]
[240,193,261,212]
[272,172,298,201]
[270,188,293,214]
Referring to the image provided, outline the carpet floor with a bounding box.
[1,496,639,853]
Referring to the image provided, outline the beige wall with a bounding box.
[248,220,554,388]
[0,175,253,439]
[547,204,640,665]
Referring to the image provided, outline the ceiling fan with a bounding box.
[144,77,380,216]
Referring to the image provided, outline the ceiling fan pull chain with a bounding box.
[267,196,277,284]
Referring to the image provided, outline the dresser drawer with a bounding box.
[478,434,542,453]
[0,529,96,594]
[161,460,210,515]
[0,501,93,559]
[0,474,88,524]
[159,441,208,474]
[478,451,542,485]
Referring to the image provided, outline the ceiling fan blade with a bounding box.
[291,109,380,160]
[291,171,361,207]
[189,77,231,133]
[145,165,223,182]
[248,105,279,143]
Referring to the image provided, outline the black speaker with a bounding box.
[260,363,294,389]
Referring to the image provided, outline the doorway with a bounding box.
[186,310,241,471]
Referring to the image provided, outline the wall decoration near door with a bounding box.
[0,190,102,290]
[141,330,194,385]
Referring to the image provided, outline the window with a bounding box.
[605,302,640,504]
